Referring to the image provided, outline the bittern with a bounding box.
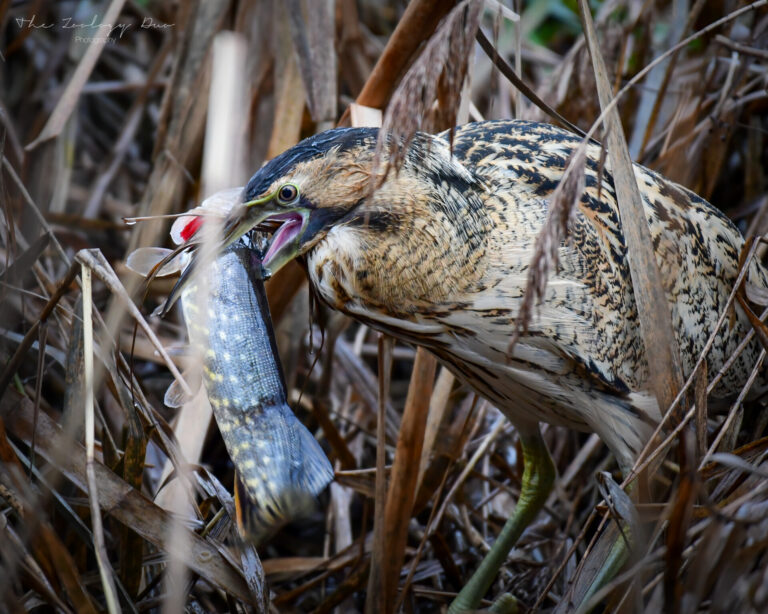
[214,120,766,610]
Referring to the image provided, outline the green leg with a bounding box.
[448,428,555,613]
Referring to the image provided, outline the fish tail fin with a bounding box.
[228,406,333,544]
[293,419,336,496]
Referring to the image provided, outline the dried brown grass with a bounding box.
[1,1,768,613]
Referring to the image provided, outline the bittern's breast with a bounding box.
[307,164,495,316]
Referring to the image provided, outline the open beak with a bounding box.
[159,190,309,315]
[221,193,309,277]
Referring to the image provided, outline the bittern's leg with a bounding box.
[448,427,555,614]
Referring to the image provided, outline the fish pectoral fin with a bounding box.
[163,368,202,409]
[126,247,184,277]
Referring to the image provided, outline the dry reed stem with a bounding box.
[81,264,121,614]
[365,334,393,614]
[381,347,436,613]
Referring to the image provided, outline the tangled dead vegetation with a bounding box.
[2,1,768,612]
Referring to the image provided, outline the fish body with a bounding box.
[157,238,333,542]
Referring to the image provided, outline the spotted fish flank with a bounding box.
[181,242,333,542]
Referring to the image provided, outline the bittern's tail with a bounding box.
[230,404,334,544]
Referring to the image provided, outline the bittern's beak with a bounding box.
[222,191,309,277]
[159,188,309,315]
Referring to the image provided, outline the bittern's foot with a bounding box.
[448,428,555,614]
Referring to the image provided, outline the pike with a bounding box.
[127,192,333,542]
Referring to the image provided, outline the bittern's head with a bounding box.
[224,127,382,275]
[222,127,485,279]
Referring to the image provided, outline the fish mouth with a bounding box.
[260,211,306,267]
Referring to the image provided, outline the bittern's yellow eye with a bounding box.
[276,183,299,205]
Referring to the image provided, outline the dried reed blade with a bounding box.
[578,0,684,412]
[0,261,78,401]
[0,394,255,603]
[365,333,393,614]
[0,233,49,286]
[74,249,191,396]
[663,434,696,612]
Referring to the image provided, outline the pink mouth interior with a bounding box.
[177,211,303,264]
[263,212,304,264]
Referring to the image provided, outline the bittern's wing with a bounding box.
[442,120,766,399]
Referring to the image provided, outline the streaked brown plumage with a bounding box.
[212,119,766,609]
[226,120,764,468]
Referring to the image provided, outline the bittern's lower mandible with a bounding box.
[218,120,767,610]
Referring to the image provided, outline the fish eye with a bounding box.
[276,183,299,205]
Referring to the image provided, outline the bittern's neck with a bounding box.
[308,145,492,315]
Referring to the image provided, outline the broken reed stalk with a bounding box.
[81,264,122,614]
